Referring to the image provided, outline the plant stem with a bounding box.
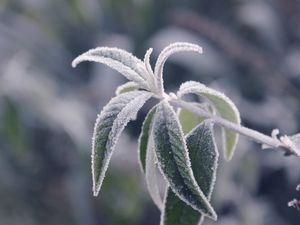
[170,98,299,157]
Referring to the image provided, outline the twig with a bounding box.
[169,98,300,158]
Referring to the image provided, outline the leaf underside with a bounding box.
[115,81,139,95]
[138,106,157,173]
[178,81,240,160]
[152,101,216,220]
[138,106,163,209]
[145,136,163,210]
[162,121,219,225]
[92,91,152,196]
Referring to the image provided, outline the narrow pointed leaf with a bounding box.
[115,82,139,95]
[72,47,149,88]
[178,81,241,160]
[92,91,152,196]
[138,106,163,209]
[145,136,163,210]
[144,48,154,74]
[154,42,203,94]
[143,48,157,92]
[162,188,200,225]
[152,101,217,220]
[138,106,157,173]
[161,121,219,225]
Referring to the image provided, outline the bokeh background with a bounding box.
[0,0,300,225]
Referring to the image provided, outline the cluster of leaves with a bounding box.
[72,42,248,225]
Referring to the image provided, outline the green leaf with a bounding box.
[72,47,149,89]
[92,91,152,196]
[152,101,217,220]
[178,81,240,160]
[145,136,163,210]
[162,188,200,225]
[115,82,139,95]
[138,106,163,209]
[161,121,219,225]
[138,106,157,173]
[178,103,214,135]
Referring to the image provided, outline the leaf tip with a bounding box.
[224,153,233,161]
[210,210,218,221]
[93,184,100,197]
[71,58,79,68]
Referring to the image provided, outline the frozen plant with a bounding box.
[72,42,300,225]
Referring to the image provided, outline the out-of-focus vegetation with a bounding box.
[0,0,299,224]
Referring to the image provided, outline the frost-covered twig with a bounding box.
[170,98,300,158]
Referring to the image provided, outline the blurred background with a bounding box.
[0,0,300,224]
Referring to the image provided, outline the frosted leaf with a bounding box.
[152,101,217,220]
[178,81,241,161]
[138,106,163,209]
[115,82,139,95]
[144,48,154,75]
[161,188,200,225]
[161,121,219,225]
[72,47,149,89]
[138,106,157,173]
[154,42,203,94]
[145,135,163,210]
[92,91,152,196]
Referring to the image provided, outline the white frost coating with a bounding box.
[153,101,217,220]
[145,134,163,210]
[177,81,241,161]
[115,82,139,95]
[281,133,300,156]
[186,121,219,200]
[72,47,149,89]
[177,81,240,122]
[144,48,154,74]
[143,48,158,93]
[154,42,203,94]
[109,92,152,148]
[186,121,219,225]
[92,91,152,196]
